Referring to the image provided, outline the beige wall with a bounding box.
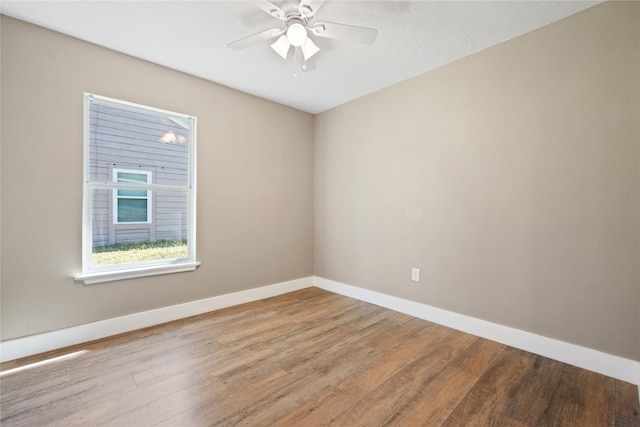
[0,16,314,340]
[315,1,639,361]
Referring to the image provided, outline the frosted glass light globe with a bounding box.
[287,23,307,47]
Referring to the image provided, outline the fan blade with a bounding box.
[228,27,284,50]
[254,0,286,20]
[309,21,378,44]
[271,34,291,59]
[300,37,320,60]
[298,0,326,18]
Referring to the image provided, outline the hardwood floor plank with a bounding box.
[387,336,507,426]
[327,333,466,426]
[58,372,226,427]
[1,371,138,426]
[217,345,379,426]
[272,321,452,426]
[441,346,539,426]
[614,380,640,426]
[370,318,441,352]
[503,354,567,425]
[449,336,506,374]
[0,287,636,426]
[159,368,294,427]
[555,367,616,426]
[0,366,71,399]
[443,329,482,351]
[387,365,479,426]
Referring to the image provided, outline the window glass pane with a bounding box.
[116,171,149,197]
[118,189,148,198]
[90,188,188,267]
[154,190,188,241]
[118,199,147,222]
[91,188,110,248]
[88,101,189,186]
[117,172,148,183]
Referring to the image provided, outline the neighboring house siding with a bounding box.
[89,103,189,247]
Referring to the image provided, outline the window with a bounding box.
[77,93,198,284]
[113,169,152,224]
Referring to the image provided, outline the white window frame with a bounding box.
[112,168,153,224]
[76,93,199,284]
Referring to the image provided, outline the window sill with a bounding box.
[75,261,200,285]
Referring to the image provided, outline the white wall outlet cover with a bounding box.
[411,268,420,282]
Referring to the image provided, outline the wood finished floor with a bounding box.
[1,287,638,426]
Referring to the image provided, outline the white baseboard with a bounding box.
[314,276,640,386]
[0,276,313,363]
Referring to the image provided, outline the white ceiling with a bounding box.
[1,0,600,114]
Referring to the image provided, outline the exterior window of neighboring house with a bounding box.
[77,93,198,284]
[113,169,152,224]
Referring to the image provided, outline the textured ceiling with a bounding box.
[1,1,600,114]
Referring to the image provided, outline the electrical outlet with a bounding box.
[411,268,420,282]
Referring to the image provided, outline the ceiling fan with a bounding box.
[228,0,378,71]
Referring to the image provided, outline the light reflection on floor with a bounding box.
[0,350,90,377]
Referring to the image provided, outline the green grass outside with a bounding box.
[92,240,187,266]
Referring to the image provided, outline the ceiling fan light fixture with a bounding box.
[228,0,378,72]
[301,37,320,60]
[271,34,291,59]
[287,22,307,47]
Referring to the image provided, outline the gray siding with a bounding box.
[89,102,189,246]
